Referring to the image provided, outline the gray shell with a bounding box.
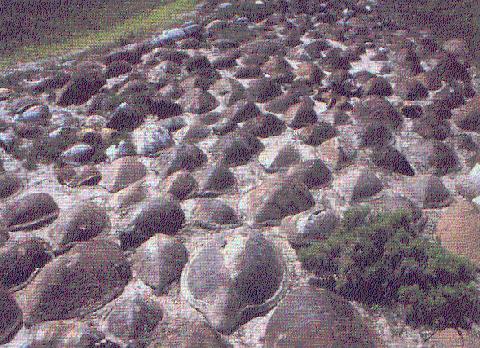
[181,230,289,334]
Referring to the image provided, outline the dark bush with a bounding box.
[298,206,480,331]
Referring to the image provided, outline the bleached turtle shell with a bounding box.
[180,229,289,334]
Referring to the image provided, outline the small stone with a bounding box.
[401,104,423,119]
[287,159,332,189]
[284,99,318,129]
[295,62,324,85]
[225,101,261,124]
[133,234,188,294]
[51,202,110,248]
[0,173,22,199]
[199,164,236,195]
[286,210,339,247]
[244,176,315,225]
[185,55,212,73]
[422,175,452,208]
[242,113,285,138]
[453,96,480,132]
[57,69,106,106]
[133,124,173,156]
[428,141,460,176]
[360,123,393,147]
[265,92,300,114]
[179,88,218,114]
[112,179,147,211]
[432,54,470,82]
[234,65,264,79]
[353,96,402,129]
[413,116,451,141]
[16,105,51,124]
[364,77,392,96]
[305,39,330,58]
[166,171,198,200]
[398,79,429,101]
[149,98,183,119]
[192,199,240,229]
[182,123,210,143]
[214,131,263,167]
[164,144,207,176]
[105,60,133,78]
[60,143,96,166]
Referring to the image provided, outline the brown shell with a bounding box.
[2,193,59,231]
[23,238,130,327]
[101,156,147,193]
[0,284,23,344]
[51,202,110,248]
[0,173,22,199]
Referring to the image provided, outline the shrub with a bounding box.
[298,206,480,331]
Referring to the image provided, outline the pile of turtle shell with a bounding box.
[1,0,480,346]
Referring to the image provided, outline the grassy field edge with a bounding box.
[0,0,198,71]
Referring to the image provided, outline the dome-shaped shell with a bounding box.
[50,202,110,249]
[22,239,130,327]
[181,230,288,334]
[132,234,188,294]
[264,286,381,348]
[353,96,402,129]
[101,157,147,193]
[0,284,23,344]
[241,176,315,225]
[191,199,241,230]
[119,196,185,249]
[0,238,52,290]
[0,173,22,199]
[436,199,480,267]
[2,193,59,231]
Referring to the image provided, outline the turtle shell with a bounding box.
[0,173,22,199]
[181,229,289,334]
[2,193,59,231]
[0,284,23,344]
[22,238,130,327]
[101,156,147,193]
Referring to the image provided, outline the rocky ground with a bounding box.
[1,0,480,347]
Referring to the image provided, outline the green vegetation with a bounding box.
[0,0,197,70]
[298,206,480,332]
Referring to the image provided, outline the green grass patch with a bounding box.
[0,0,197,70]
